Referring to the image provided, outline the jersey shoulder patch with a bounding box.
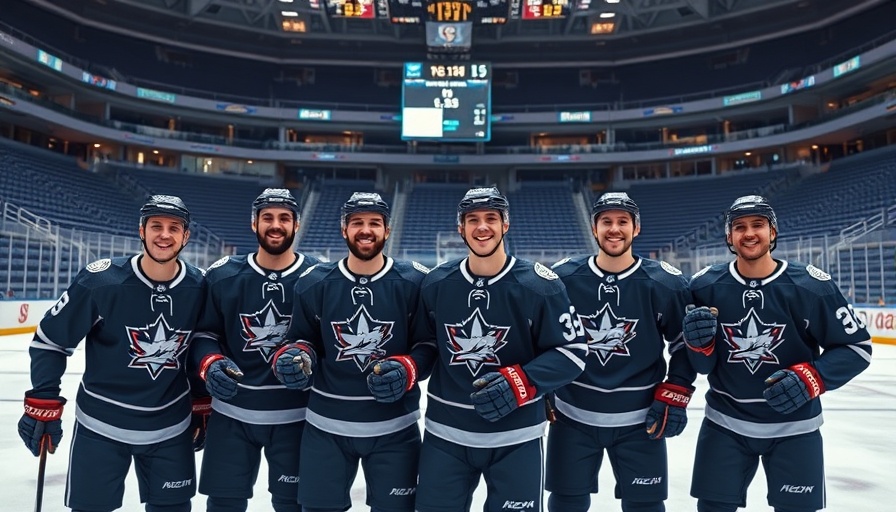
[206,256,230,272]
[534,262,559,280]
[806,264,831,281]
[660,261,683,275]
[692,265,711,279]
[551,257,571,269]
[86,259,112,273]
[412,261,430,274]
[299,264,318,278]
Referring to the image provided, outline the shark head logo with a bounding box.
[240,300,291,362]
[721,307,786,374]
[332,305,394,371]
[126,314,191,379]
[579,303,638,365]
[445,308,510,376]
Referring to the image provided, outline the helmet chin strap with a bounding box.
[141,237,186,264]
[462,230,505,259]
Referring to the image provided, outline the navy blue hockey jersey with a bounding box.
[284,257,431,437]
[552,255,694,426]
[191,252,319,424]
[419,257,587,448]
[28,256,206,444]
[689,260,872,438]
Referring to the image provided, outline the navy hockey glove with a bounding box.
[367,355,418,403]
[18,396,65,457]
[190,397,212,452]
[272,342,315,390]
[682,305,718,355]
[470,365,536,422]
[763,363,825,414]
[199,354,244,400]
[645,382,694,439]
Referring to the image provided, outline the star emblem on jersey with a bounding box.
[579,303,638,365]
[126,314,190,379]
[720,307,787,374]
[239,300,291,362]
[332,305,394,371]
[445,308,510,376]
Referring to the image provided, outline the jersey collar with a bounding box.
[131,255,187,289]
[728,259,788,286]
[588,255,642,281]
[338,257,393,282]
[248,252,307,277]
[460,256,516,285]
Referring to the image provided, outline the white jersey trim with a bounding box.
[555,397,648,427]
[337,257,394,282]
[588,256,642,281]
[704,404,823,439]
[212,398,306,425]
[80,382,191,411]
[306,409,420,438]
[424,417,546,448]
[459,257,516,285]
[75,403,189,445]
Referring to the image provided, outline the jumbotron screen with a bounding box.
[401,62,492,142]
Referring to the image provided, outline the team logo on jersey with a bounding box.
[239,300,291,362]
[579,304,638,365]
[806,264,831,281]
[445,308,510,376]
[126,314,191,379]
[534,262,558,280]
[207,256,229,272]
[332,305,394,371]
[660,261,682,275]
[720,307,787,374]
[86,259,111,273]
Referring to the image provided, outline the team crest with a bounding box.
[332,305,394,371]
[660,261,682,275]
[126,314,191,379]
[86,259,111,273]
[534,262,558,280]
[579,303,638,365]
[807,264,831,281]
[240,300,291,362]
[720,307,787,374]
[445,308,510,376]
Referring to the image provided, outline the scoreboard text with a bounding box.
[401,62,492,142]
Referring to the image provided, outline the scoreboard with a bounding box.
[401,62,492,142]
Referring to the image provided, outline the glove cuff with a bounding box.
[192,396,212,415]
[271,342,315,370]
[386,355,418,392]
[789,363,825,398]
[654,382,694,408]
[686,338,715,356]
[499,364,536,407]
[199,354,226,381]
[23,397,65,421]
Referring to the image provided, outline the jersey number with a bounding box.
[836,305,866,335]
[50,291,70,316]
[559,306,585,341]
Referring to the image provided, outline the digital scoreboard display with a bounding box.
[401,62,491,142]
[326,0,379,18]
[519,0,569,19]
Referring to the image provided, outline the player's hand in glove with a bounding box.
[645,381,694,439]
[272,342,315,390]
[763,363,825,414]
[18,395,65,456]
[199,355,244,400]
[470,365,536,422]
[367,356,418,403]
[190,397,212,452]
[682,305,718,355]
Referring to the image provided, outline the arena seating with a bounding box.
[109,165,272,254]
[505,182,590,258]
[395,183,470,264]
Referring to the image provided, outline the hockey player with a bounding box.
[414,186,588,512]
[682,195,872,512]
[547,192,696,512]
[18,195,206,512]
[271,192,431,512]
[189,189,319,512]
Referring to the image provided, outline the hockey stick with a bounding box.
[34,433,50,512]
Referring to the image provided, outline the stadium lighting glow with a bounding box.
[599,12,616,18]
[605,0,620,3]
[278,0,295,3]
[281,10,299,17]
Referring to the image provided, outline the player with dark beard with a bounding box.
[547,192,695,512]
[683,195,872,512]
[271,192,432,512]
[190,189,319,512]
[19,195,205,512]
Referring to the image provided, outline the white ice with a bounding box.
[1,333,893,511]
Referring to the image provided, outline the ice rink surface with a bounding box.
[1,333,893,511]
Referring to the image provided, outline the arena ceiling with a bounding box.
[19,0,891,65]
